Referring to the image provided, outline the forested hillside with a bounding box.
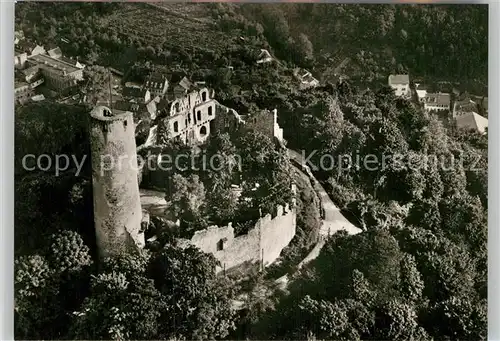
[216,4,487,90]
[16,3,488,90]
[233,82,488,340]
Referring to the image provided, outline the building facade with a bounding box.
[15,82,32,105]
[143,73,169,97]
[415,83,428,100]
[388,74,410,97]
[423,92,451,112]
[157,87,217,145]
[27,53,83,91]
[14,51,28,69]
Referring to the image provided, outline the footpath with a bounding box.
[273,150,362,288]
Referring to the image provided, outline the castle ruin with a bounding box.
[89,86,292,268]
[156,87,217,145]
[179,186,297,273]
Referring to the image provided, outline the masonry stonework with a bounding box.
[157,87,217,145]
[89,106,145,258]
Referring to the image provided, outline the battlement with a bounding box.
[185,185,297,273]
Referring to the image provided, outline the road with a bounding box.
[139,152,362,306]
[272,150,362,290]
[288,148,362,237]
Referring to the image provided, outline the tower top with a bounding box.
[90,105,132,122]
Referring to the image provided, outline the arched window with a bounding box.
[208,106,213,116]
[173,121,179,133]
[202,91,207,102]
[200,125,207,137]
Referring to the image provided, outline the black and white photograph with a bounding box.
[12,2,489,340]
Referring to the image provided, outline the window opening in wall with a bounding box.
[208,106,213,116]
[217,238,226,251]
[197,110,201,121]
[123,120,128,127]
[173,121,179,133]
[202,91,207,101]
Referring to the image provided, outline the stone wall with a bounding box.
[213,105,284,144]
[260,203,296,266]
[212,103,246,135]
[185,188,296,273]
[157,88,217,145]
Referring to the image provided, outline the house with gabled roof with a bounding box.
[388,74,410,97]
[47,47,63,59]
[171,76,194,99]
[453,98,479,118]
[423,92,451,112]
[414,83,428,101]
[294,68,319,90]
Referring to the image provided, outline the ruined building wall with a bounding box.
[260,203,296,266]
[89,106,145,258]
[212,103,246,134]
[213,105,284,144]
[245,110,274,138]
[156,88,216,145]
[189,224,261,272]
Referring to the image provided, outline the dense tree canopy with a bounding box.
[239,81,487,340]
[14,2,487,340]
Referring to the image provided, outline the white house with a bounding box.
[415,83,428,101]
[423,92,451,112]
[388,74,410,97]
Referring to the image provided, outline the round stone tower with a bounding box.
[89,105,145,258]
